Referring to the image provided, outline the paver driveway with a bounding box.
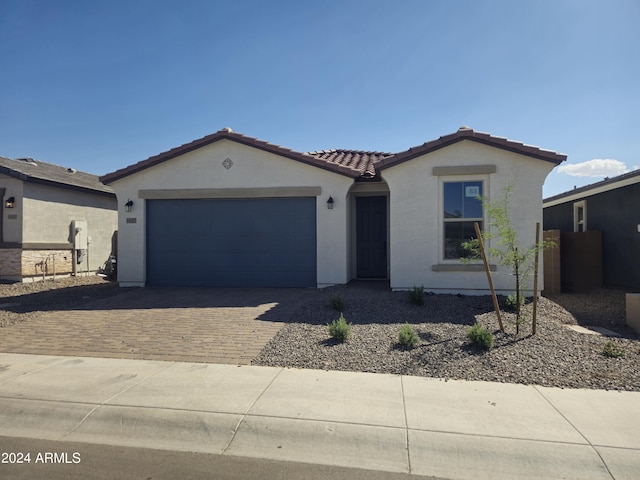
[0,287,314,364]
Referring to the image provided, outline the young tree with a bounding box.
[462,186,554,334]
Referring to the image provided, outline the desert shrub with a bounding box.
[398,324,419,350]
[602,340,625,358]
[330,294,345,312]
[328,314,351,342]
[408,285,425,305]
[503,293,525,312]
[466,323,494,350]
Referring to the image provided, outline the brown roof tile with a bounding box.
[306,149,393,178]
[376,127,567,171]
[100,128,363,184]
[101,126,566,184]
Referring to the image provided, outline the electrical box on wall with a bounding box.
[72,220,88,250]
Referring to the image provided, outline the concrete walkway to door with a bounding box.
[0,287,314,364]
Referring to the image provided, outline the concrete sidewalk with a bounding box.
[0,353,638,480]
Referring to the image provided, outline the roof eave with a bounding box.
[1,165,114,197]
[544,169,640,206]
[24,176,114,197]
[377,130,566,171]
[100,130,360,184]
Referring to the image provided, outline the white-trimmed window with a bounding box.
[573,200,586,232]
[443,181,483,259]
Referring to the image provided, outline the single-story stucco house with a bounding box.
[0,156,118,281]
[100,127,566,293]
[543,169,640,290]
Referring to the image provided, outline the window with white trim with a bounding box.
[573,200,586,232]
[443,181,483,259]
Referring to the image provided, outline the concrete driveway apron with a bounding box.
[0,287,312,364]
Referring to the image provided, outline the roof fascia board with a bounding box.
[0,165,113,197]
[544,174,640,207]
[378,136,565,171]
[25,176,115,197]
[101,132,359,184]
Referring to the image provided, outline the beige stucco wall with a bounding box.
[381,140,556,294]
[108,139,354,287]
[0,174,25,243]
[22,183,117,272]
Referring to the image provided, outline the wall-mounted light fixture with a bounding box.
[5,197,15,208]
[326,196,335,210]
[125,199,134,212]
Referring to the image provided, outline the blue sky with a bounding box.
[1,0,638,197]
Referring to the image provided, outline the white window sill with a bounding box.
[431,264,497,272]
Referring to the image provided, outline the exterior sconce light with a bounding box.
[125,199,134,212]
[327,196,335,209]
[5,197,15,208]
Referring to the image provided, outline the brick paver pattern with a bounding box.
[0,287,313,364]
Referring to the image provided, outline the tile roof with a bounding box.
[375,126,567,171]
[100,128,364,184]
[0,156,114,196]
[305,149,393,178]
[100,126,566,184]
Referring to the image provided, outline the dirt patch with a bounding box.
[0,276,123,327]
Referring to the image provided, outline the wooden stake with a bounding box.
[532,222,540,335]
[474,222,504,332]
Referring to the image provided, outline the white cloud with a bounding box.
[557,159,628,178]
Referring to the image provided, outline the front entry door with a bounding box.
[356,196,387,278]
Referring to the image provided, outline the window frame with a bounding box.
[573,200,587,232]
[439,177,487,263]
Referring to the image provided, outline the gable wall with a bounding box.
[110,139,354,286]
[381,140,556,293]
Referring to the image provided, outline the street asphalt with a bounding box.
[0,353,638,479]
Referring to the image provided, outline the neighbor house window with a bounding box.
[443,181,483,259]
[573,200,586,232]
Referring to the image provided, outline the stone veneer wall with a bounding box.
[21,250,74,277]
[0,248,22,277]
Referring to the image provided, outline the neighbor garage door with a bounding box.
[146,198,316,287]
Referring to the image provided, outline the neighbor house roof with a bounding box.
[100,126,566,184]
[0,156,114,196]
[543,168,640,207]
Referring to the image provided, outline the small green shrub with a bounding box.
[504,293,524,312]
[466,323,494,350]
[408,285,425,305]
[330,294,345,312]
[328,314,351,342]
[398,324,419,350]
[602,340,625,358]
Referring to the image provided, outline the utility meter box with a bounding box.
[72,220,88,250]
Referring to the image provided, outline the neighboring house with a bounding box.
[100,127,565,293]
[0,156,118,281]
[543,169,640,290]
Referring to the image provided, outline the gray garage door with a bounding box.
[146,198,316,287]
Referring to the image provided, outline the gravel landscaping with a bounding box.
[254,283,640,392]
[2,277,638,391]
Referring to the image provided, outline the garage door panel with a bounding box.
[146,198,316,287]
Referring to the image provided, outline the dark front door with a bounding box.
[356,196,387,278]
